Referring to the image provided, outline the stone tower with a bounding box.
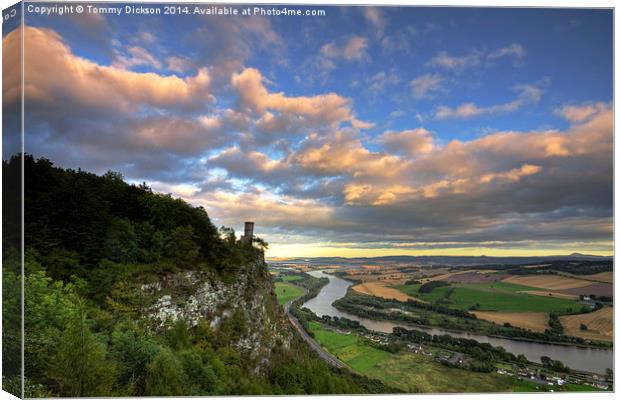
[241,221,254,243]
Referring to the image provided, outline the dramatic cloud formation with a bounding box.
[7,7,612,257]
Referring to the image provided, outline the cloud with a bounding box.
[367,71,401,94]
[292,130,406,179]
[321,35,369,62]
[488,43,526,61]
[479,164,542,184]
[188,14,283,83]
[166,55,194,73]
[10,21,612,254]
[362,7,386,37]
[114,46,163,69]
[434,83,543,119]
[377,129,435,156]
[410,73,445,98]
[231,67,364,132]
[555,102,609,123]
[13,27,214,114]
[426,50,482,70]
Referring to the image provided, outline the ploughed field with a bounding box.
[560,307,613,342]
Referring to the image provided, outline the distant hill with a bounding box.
[268,254,613,267]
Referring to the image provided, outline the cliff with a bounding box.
[139,260,291,372]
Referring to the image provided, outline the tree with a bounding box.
[104,217,139,264]
[145,348,188,395]
[110,324,161,395]
[164,225,200,268]
[219,226,236,245]
[49,299,116,396]
[252,237,269,252]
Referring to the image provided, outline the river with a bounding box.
[302,270,613,374]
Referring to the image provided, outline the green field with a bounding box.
[307,321,520,392]
[393,283,452,302]
[368,352,516,393]
[394,281,583,313]
[281,275,304,282]
[307,321,391,372]
[274,282,304,305]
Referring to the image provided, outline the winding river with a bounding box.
[302,270,613,374]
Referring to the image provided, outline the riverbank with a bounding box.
[303,270,613,375]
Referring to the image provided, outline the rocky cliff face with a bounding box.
[139,261,290,371]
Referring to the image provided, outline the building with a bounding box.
[241,221,254,244]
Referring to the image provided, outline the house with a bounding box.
[449,352,465,365]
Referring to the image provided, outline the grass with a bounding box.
[513,379,550,392]
[307,321,391,372]
[281,275,304,282]
[393,284,452,302]
[562,383,601,392]
[274,282,304,305]
[306,321,530,393]
[394,281,583,313]
[367,352,517,393]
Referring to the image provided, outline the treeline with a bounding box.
[2,156,395,396]
[392,327,520,369]
[335,290,476,320]
[506,260,613,276]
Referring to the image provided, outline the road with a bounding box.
[283,291,351,370]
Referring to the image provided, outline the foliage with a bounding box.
[48,300,117,396]
[3,156,399,396]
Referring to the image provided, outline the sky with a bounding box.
[2,3,613,257]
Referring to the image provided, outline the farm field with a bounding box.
[280,275,303,282]
[503,275,613,298]
[367,352,516,393]
[578,272,614,283]
[503,275,592,290]
[560,307,613,342]
[307,321,391,372]
[307,321,519,393]
[393,281,584,313]
[352,281,418,302]
[274,282,304,305]
[393,283,453,303]
[472,311,549,332]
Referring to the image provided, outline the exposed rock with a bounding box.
[140,261,290,371]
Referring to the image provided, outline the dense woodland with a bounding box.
[2,155,392,396]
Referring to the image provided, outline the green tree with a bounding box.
[165,225,200,268]
[145,348,189,395]
[110,325,161,395]
[49,299,116,396]
[104,217,139,264]
[179,350,218,394]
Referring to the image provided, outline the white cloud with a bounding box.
[426,50,481,70]
[410,73,445,98]
[555,102,609,123]
[488,43,526,60]
[435,83,543,119]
